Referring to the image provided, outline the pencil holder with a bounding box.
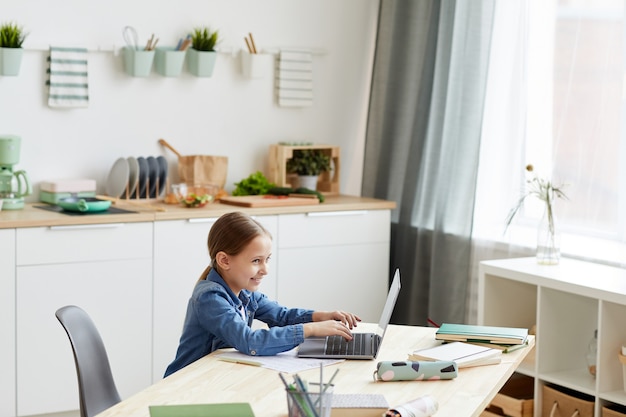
[240,50,272,79]
[123,47,155,77]
[286,383,333,417]
[155,47,186,77]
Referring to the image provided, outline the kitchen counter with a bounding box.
[0,195,396,228]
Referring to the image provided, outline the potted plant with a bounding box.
[286,149,331,191]
[0,21,27,76]
[187,26,219,77]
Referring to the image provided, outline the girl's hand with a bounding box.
[303,320,354,339]
[312,311,362,329]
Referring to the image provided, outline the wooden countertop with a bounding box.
[0,195,396,229]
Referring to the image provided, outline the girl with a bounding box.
[164,211,361,377]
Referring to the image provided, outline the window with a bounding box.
[473,0,626,265]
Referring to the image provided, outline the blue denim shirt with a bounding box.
[164,268,314,377]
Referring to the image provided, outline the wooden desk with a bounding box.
[96,325,534,417]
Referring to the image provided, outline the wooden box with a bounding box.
[542,385,594,417]
[481,373,534,417]
[268,144,340,195]
[603,405,626,417]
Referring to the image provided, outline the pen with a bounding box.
[217,357,262,367]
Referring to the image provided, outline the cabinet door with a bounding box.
[16,259,152,416]
[15,223,153,416]
[152,216,278,381]
[277,210,391,322]
[0,229,15,417]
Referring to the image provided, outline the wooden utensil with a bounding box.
[158,138,183,158]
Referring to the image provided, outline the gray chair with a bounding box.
[55,305,121,417]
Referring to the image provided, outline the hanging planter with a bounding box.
[187,26,219,77]
[0,21,27,76]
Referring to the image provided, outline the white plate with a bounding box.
[126,156,140,198]
[105,157,129,197]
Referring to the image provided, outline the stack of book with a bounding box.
[409,323,530,368]
[409,341,502,368]
[434,323,529,346]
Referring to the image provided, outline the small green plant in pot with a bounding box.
[187,26,219,77]
[191,27,219,52]
[0,22,26,48]
[0,21,27,76]
[287,149,331,191]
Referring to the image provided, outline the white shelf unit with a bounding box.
[478,257,626,417]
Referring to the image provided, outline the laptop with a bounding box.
[297,269,401,359]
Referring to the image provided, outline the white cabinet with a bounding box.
[152,215,278,381]
[15,223,153,416]
[4,202,393,417]
[479,257,626,417]
[277,210,391,322]
[0,229,15,417]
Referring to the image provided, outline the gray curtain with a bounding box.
[362,0,496,325]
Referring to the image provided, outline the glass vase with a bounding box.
[536,205,560,265]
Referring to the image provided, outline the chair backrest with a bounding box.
[55,305,121,417]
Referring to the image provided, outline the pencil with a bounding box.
[244,37,253,54]
[248,32,258,54]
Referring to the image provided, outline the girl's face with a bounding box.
[219,234,272,295]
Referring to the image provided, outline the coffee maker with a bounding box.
[0,135,32,210]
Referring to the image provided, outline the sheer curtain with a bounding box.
[364,0,625,326]
[362,0,496,325]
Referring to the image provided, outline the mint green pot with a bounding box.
[0,47,24,76]
[123,47,155,77]
[187,48,217,77]
[155,47,186,77]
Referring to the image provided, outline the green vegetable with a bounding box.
[295,187,325,202]
[267,186,294,196]
[233,171,275,196]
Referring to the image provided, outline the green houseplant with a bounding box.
[187,26,219,77]
[191,27,219,52]
[0,21,27,76]
[287,149,331,191]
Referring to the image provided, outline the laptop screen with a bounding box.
[377,269,401,337]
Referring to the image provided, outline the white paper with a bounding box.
[216,348,344,373]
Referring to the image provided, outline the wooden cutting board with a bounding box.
[219,195,319,208]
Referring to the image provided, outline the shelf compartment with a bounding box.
[482,372,534,417]
[537,287,599,381]
[479,273,537,329]
[599,302,626,395]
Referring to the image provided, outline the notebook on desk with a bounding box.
[297,268,401,359]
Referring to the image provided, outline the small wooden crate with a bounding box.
[481,373,534,417]
[268,144,340,195]
[603,405,626,417]
[542,384,594,417]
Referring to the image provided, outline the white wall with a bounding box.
[0,0,379,200]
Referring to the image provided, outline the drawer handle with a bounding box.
[307,210,368,217]
[49,223,125,231]
[187,218,218,224]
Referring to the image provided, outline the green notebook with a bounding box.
[149,403,255,417]
[435,323,528,345]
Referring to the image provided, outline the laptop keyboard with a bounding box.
[325,333,374,356]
